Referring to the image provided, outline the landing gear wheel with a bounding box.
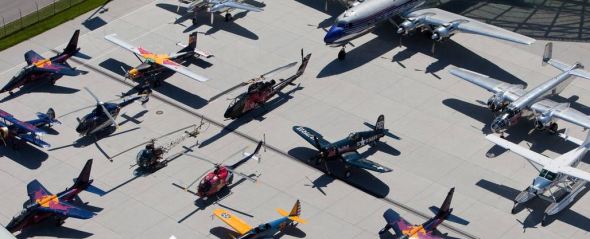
[192,17,197,25]
[315,157,323,165]
[548,122,558,134]
[55,217,65,226]
[225,13,232,22]
[8,91,13,95]
[378,225,390,235]
[344,170,351,178]
[337,48,346,61]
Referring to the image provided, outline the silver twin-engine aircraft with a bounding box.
[322,0,535,60]
[451,43,590,135]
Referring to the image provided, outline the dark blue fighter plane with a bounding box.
[293,115,394,177]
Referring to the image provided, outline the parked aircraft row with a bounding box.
[1,0,589,238]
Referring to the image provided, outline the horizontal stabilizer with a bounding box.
[428,206,469,225]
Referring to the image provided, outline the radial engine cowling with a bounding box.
[487,95,506,112]
[397,19,416,35]
[534,114,552,130]
[431,25,452,41]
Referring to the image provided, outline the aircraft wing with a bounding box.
[35,62,79,76]
[27,180,52,201]
[37,200,95,220]
[383,209,410,235]
[104,34,147,56]
[292,126,331,149]
[450,67,525,102]
[530,99,590,130]
[342,152,392,173]
[485,134,552,167]
[158,59,210,82]
[0,109,45,136]
[559,166,590,182]
[213,209,253,235]
[24,50,44,65]
[211,1,263,12]
[406,8,535,45]
[19,133,51,148]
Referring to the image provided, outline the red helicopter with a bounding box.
[183,141,262,199]
[208,50,311,119]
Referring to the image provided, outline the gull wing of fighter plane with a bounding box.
[104,34,210,82]
[0,109,54,148]
[450,42,590,133]
[293,115,393,177]
[24,50,79,76]
[213,200,306,238]
[402,8,535,45]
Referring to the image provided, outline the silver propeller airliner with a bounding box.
[451,43,590,135]
[323,0,535,60]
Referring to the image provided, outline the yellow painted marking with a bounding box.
[35,194,59,207]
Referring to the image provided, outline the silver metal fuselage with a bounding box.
[323,0,425,46]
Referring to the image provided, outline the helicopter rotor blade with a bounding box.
[208,82,248,102]
[260,61,297,79]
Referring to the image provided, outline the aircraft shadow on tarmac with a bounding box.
[436,0,590,42]
[0,77,79,103]
[288,147,390,198]
[198,85,304,148]
[210,224,306,239]
[0,143,48,169]
[156,3,261,40]
[15,220,93,239]
[442,98,581,157]
[317,27,527,86]
[99,58,209,109]
[476,179,590,231]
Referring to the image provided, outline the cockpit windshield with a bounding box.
[336,21,347,28]
[538,169,558,181]
[348,133,359,141]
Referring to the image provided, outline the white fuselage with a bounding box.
[323,0,425,45]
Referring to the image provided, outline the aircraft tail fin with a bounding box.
[277,200,307,224]
[542,42,584,72]
[436,187,454,219]
[63,29,80,55]
[30,108,61,127]
[295,49,312,76]
[73,159,93,189]
[229,141,263,169]
[374,115,385,132]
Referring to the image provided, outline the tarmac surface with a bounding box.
[0,0,589,238]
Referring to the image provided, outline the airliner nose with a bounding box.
[324,25,344,44]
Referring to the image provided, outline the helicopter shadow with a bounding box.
[303,174,335,196]
[288,147,390,198]
[476,179,590,230]
[156,3,260,40]
[99,58,209,109]
[199,85,304,148]
[0,142,48,169]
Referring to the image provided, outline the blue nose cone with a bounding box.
[324,25,344,44]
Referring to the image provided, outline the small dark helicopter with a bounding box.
[208,50,311,119]
[134,120,205,172]
[75,87,148,137]
[182,141,262,199]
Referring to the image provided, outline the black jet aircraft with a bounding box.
[76,87,147,137]
[1,30,86,95]
[293,115,394,177]
[209,49,311,119]
[5,159,104,233]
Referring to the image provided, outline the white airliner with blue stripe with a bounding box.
[323,0,535,60]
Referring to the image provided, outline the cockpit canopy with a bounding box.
[538,169,558,181]
[348,133,359,141]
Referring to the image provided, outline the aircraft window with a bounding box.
[348,133,358,140]
[336,21,346,28]
[539,169,558,181]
